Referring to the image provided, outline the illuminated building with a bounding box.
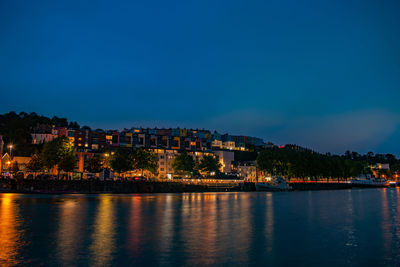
[31,127,58,144]
[152,149,215,179]
[237,161,257,182]
[213,150,234,173]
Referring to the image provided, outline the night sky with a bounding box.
[1,0,399,155]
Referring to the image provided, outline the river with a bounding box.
[1,189,400,266]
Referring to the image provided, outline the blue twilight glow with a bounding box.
[0,0,399,154]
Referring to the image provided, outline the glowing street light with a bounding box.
[104,153,110,168]
[8,144,12,157]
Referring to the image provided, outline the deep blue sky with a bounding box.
[1,0,399,155]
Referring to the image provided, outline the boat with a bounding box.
[350,174,389,188]
[255,176,293,191]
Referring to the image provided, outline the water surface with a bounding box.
[1,189,400,266]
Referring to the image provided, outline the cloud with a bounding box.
[279,109,400,154]
[202,108,400,154]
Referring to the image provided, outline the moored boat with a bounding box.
[350,175,389,188]
[255,176,293,191]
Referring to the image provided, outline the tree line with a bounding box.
[0,111,80,156]
[256,147,372,181]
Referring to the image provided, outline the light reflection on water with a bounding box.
[1,190,400,266]
[89,195,116,267]
[0,194,24,266]
[56,198,87,265]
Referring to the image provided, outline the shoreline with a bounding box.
[0,179,391,194]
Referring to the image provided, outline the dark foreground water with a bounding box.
[1,189,400,266]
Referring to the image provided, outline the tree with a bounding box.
[26,152,43,178]
[171,153,195,176]
[109,149,133,174]
[85,156,103,173]
[58,151,76,174]
[132,149,158,176]
[41,137,63,171]
[198,155,221,176]
[257,149,274,174]
[41,136,74,174]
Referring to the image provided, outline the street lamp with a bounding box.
[104,153,110,168]
[8,144,12,158]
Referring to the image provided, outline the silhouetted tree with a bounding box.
[198,155,221,176]
[132,149,158,176]
[171,153,195,176]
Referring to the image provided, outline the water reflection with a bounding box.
[381,188,400,263]
[3,190,400,266]
[181,193,218,265]
[265,193,274,253]
[157,194,175,263]
[0,194,23,266]
[179,193,253,265]
[128,195,143,255]
[56,197,87,266]
[89,195,116,266]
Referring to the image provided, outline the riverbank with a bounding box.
[0,179,391,193]
[1,179,242,193]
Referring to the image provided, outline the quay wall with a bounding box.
[0,180,388,193]
[1,179,239,193]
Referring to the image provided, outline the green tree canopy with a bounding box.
[132,149,158,175]
[58,150,75,173]
[0,111,76,156]
[256,147,370,180]
[41,136,74,172]
[85,156,103,173]
[198,155,221,176]
[171,153,195,176]
[109,149,133,173]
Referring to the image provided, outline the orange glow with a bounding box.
[89,196,116,266]
[0,194,23,266]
